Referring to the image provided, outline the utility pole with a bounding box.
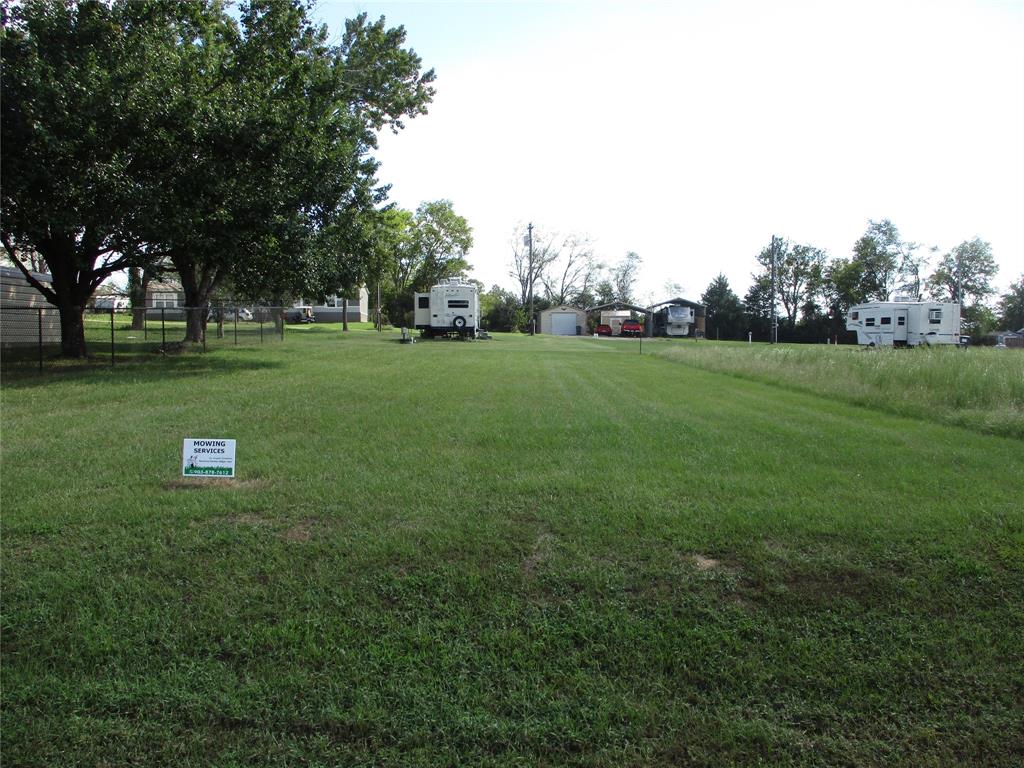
[770,235,779,345]
[527,222,535,335]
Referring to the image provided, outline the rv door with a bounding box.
[894,309,908,344]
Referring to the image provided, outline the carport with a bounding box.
[585,301,655,337]
[647,297,706,338]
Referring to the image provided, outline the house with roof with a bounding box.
[0,265,61,347]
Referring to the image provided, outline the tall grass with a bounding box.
[651,342,1024,439]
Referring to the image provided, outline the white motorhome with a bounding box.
[414,278,479,337]
[846,301,962,347]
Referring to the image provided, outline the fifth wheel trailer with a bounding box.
[653,304,695,337]
[846,301,963,347]
[414,279,479,337]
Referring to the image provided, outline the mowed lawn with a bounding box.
[2,330,1022,766]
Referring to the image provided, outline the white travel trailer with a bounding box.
[846,301,963,347]
[414,278,479,337]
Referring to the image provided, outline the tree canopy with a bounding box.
[700,274,744,340]
[997,275,1024,331]
[927,238,998,305]
[1,0,435,353]
[378,200,473,325]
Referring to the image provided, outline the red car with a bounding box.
[620,319,644,337]
[595,323,613,336]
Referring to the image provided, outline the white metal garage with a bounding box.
[539,305,586,335]
[551,312,576,335]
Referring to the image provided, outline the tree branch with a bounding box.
[2,234,58,304]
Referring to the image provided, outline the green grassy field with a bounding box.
[3,330,1022,766]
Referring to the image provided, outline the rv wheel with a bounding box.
[453,316,466,330]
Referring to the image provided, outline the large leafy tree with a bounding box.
[700,274,744,340]
[753,239,825,326]
[927,238,998,305]
[743,276,774,340]
[926,238,999,343]
[136,5,435,343]
[851,219,922,301]
[1,0,187,356]
[381,200,472,325]
[2,0,436,352]
[997,275,1024,331]
[782,245,826,326]
[407,200,473,289]
[820,257,866,338]
[852,219,900,300]
[480,285,523,332]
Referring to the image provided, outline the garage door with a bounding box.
[551,312,577,336]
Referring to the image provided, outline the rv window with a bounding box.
[851,311,859,320]
[448,300,470,308]
[929,309,942,324]
[417,296,429,309]
[880,317,891,325]
[865,317,875,326]
[897,316,906,326]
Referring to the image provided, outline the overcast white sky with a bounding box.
[318,0,1024,302]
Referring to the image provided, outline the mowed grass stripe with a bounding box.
[2,330,1022,766]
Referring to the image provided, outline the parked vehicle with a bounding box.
[284,306,316,324]
[207,307,253,322]
[595,323,613,336]
[652,304,696,337]
[846,301,962,347]
[620,319,644,337]
[413,278,479,338]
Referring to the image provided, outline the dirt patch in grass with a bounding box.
[691,554,722,571]
[229,512,273,526]
[281,520,316,542]
[687,553,740,574]
[783,567,878,603]
[522,531,555,576]
[163,477,270,491]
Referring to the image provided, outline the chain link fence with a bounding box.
[1,305,287,372]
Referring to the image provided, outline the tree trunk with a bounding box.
[184,306,206,343]
[57,304,88,358]
[342,298,349,331]
[127,267,150,331]
[173,257,220,344]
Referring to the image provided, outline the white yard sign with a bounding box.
[182,438,236,477]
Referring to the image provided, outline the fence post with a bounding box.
[203,308,207,353]
[260,315,264,344]
[144,308,148,341]
[234,307,238,346]
[111,306,115,366]
[161,307,166,349]
[38,308,43,373]
[280,308,284,341]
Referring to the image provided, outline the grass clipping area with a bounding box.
[2,329,1023,767]
[652,341,1024,439]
